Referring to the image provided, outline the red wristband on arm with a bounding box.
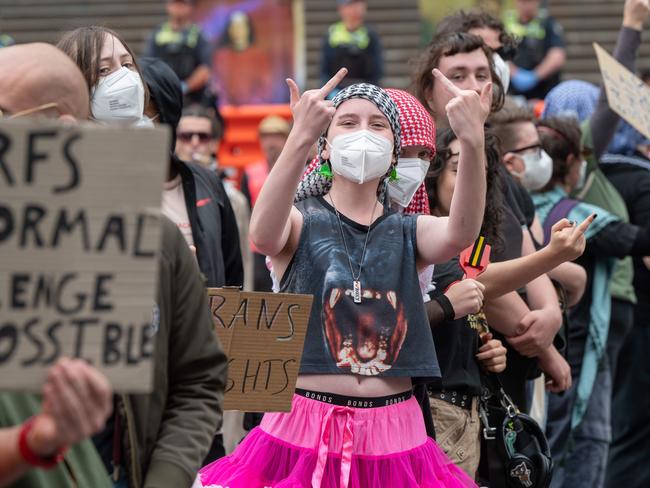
[18,417,68,469]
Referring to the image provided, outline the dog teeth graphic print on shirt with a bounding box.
[279,197,440,380]
[324,287,407,376]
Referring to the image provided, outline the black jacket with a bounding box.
[176,156,243,287]
[141,57,243,287]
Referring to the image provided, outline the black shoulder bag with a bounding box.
[476,374,553,488]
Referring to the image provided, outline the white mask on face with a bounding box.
[576,159,588,190]
[328,130,394,184]
[492,52,510,93]
[91,67,145,125]
[512,149,553,191]
[388,157,430,208]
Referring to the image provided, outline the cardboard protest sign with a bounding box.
[594,43,650,140]
[0,119,168,392]
[208,288,312,412]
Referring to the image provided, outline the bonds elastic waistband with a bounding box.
[295,388,412,408]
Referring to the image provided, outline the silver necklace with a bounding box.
[328,193,377,304]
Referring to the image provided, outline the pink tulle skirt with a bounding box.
[195,394,477,488]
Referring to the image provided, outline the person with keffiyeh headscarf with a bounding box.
[196,66,491,487]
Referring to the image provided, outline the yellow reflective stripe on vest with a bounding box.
[155,22,200,48]
[503,11,546,40]
[328,22,370,50]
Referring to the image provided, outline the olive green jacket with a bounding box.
[122,217,228,488]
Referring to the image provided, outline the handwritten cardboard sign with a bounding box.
[594,42,650,140]
[0,119,168,392]
[208,288,312,412]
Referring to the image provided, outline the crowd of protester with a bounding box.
[1,0,650,487]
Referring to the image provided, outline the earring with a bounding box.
[389,165,399,182]
[317,161,333,179]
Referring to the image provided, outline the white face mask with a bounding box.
[328,130,394,184]
[512,149,553,191]
[576,159,588,190]
[388,157,430,208]
[492,52,510,93]
[91,67,145,125]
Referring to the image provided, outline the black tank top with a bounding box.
[280,196,441,379]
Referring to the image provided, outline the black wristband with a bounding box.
[433,294,455,321]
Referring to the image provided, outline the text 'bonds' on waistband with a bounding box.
[295,388,413,408]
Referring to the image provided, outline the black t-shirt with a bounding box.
[490,178,538,411]
[507,176,537,229]
[428,258,483,396]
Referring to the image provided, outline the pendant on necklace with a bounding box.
[353,280,362,304]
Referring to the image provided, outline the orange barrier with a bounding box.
[217,104,292,176]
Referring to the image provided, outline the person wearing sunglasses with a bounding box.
[175,105,224,171]
[175,104,254,292]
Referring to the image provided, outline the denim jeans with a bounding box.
[605,319,650,487]
[547,356,612,488]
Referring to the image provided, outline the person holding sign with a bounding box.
[56,27,229,488]
[0,359,112,488]
[0,43,114,488]
[197,59,491,486]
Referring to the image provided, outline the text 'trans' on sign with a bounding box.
[208,288,312,412]
[0,119,169,393]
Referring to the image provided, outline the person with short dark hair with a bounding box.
[434,9,517,94]
[176,104,253,293]
[416,33,570,415]
[503,0,566,100]
[320,0,383,94]
[176,104,224,171]
[145,0,212,105]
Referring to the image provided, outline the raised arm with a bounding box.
[417,70,491,264]
[249,69,347,257]
[590,0,649,158]
[479,216,593,300]
[505,231,563,357]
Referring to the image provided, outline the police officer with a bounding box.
[504,0,567,100]
[145,0,212,105]
[320,0,383,96]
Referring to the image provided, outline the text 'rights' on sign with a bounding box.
[208,288,312,412]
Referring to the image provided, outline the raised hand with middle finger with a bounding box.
[432,68,492,147]
[286,68,347,145]
[547,214,596,262]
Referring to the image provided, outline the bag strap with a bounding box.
[478,373,519,487]
[542,198,579,246]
